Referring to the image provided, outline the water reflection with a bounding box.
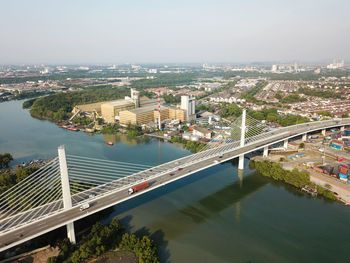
[102,133,152,146]
[144,173,269,240]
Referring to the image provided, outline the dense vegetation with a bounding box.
[119,233,159,263]
[249,160,337,200]
[101,124,120,134]
[47,218,159,263]
[280,94,307,103]
[0,153,13,168]
[317,110,333,117]
[100,124,142,137]
[131,72,215,89]
[13,90,53,100]
[299,87,341,99]
[196,104,216,113]
[22,98,37,108]
[220,103,242,118]
[247,107,310,126]
[27,87,130,121]
[162,94,181,104]
[170,137,206,153]
[0,155,38,195]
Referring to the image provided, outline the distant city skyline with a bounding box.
[1,0,349,64]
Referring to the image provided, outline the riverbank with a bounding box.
[249,159,338,201]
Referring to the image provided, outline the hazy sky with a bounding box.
[1,0,349,64]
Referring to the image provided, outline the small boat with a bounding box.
[106,141,114,146]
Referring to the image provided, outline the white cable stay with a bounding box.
[68,168,134,178]
[66,158,151,172]
[66,154,152,168]
[0,159,59,204]
[1,174,62,222]
[11,186,63,229]
[68,165,142,176]
[0,167,61,215]
[0,167,61,213]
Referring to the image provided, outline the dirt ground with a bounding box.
[92,250,138,263]
[7,246,60,263]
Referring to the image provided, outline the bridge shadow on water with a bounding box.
[104,159,271,263]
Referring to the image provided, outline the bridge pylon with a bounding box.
[58,145,76,244]
[238,109,246,170]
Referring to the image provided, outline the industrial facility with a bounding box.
[72,89,195,127]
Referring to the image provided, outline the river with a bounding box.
[0,100,350,263]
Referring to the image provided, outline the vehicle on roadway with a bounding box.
[178,167,183,171]
[169,173,175,176]
[80,203,90,211]
[128,181,149,195]
[89,193,96,199]
[214,160,220,164]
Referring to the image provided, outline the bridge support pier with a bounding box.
[66,222,76,244]
[238,154,244,170]
[322,129,326,136]
[341,126,345,131]
[263,146,268,157]
[302,133,307,142]
[283,139,288,150]
[58,145,76,244]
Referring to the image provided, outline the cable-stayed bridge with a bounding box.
[1,111,349,252]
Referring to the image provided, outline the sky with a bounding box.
[0,0,349,64]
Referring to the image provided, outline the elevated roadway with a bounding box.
[1,119,349,252]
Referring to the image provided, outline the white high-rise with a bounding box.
[181,96,196,121]
[271,64,277,72]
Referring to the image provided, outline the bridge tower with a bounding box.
[238,109,246,170]
[58,145,76,244]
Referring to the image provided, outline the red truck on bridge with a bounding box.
[128,181,149,195]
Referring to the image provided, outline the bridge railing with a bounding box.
[2,118,350,234]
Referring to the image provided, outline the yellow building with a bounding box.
[101,100,135,123]
[119,106,186,126]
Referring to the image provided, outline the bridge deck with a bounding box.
[0,119,349,252]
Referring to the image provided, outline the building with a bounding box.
[101,100,135,123]
[327,59,344,69]
[75,88,188,126]
[271,64,278,73]
[119,106,186,126]
[294,62,299,72]
[181,95,196,121]
[192,126,212,139]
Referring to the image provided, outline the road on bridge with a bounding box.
[1,119,349,252]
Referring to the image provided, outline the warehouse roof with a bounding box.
[128,105,168,114]
[105,100,134,107]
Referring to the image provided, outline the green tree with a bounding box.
[266,113,278,122]
[0,153,13,168]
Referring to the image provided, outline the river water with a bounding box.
[0,100,350,263]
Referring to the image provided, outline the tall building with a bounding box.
[327,59,345,69]
[130,88,140,108]
[271,64,277,73]
[294,62,299,72]
[181,95,196,121]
